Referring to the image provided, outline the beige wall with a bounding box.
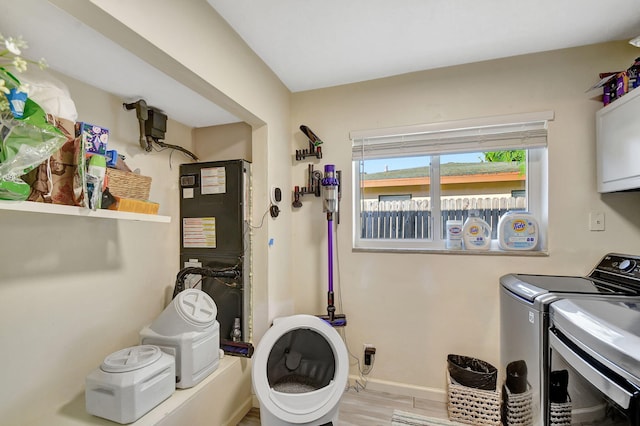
[0,1,292,424]
[0,74,191,424]
[194,122,253,163]
[5,3,640,424]
[71,0,294,339]
[290,41,640,396]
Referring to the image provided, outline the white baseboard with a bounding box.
[247,377,447,410]
[347,374,447,403]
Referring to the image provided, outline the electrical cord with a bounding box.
[333,220,376,393]
[246,204,272,230]
[148,140,198,172]
[341,326,375,393]
[172,265,241,298]
[153,138,198,161]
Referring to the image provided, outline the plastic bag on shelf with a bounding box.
[0,98,66,200]
[16,67,78,122]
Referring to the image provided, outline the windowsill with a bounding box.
[353,247,549,256]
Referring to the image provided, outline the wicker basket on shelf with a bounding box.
[106,168,152,200]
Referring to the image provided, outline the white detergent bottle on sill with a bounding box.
[462,214,491,250]
[498,210,539,251]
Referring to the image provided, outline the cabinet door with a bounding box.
[596,88,640,193]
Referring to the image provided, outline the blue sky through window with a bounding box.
[363,152,482,174]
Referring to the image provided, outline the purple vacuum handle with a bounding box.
[328,219,334,294]
[327,218,336,321]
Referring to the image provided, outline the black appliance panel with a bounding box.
[179,160,250,343]
[180,160,248,256]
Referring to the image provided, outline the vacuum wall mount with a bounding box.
[295,125,323,161]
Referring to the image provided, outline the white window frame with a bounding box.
[350,111,552,253]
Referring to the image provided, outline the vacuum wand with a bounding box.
[320,164,346,327]
[327,218,335,321]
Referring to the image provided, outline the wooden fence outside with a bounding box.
[360,196,527,239]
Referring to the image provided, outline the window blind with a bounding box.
[351,111,554,160]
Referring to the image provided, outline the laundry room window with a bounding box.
[351,111,552,253]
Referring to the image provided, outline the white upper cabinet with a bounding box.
[596,88,640,193]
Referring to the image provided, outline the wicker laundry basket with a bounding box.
[502,384,533,426]
[447,373,502,426]
[549,401,572,426]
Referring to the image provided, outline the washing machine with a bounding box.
[501,253,640,425]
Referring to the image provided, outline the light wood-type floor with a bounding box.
[236,387,448,425]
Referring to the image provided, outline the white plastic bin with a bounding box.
[140,321,220,388]
[85,345,175,424]
[141,289,220,388]
[149,289,217,336]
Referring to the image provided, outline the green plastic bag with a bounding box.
[0,98,66,200]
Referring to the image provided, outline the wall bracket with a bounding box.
[295,125,323,161]
[293,164,322,208]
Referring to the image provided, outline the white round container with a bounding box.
[446,220,463,250]
[149,289,217,336]
[462,216,491,250]
[497,211,539,251]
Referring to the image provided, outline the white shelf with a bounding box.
[30,356,248,426]
[0,200,171,223]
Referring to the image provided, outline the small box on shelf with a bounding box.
[107,196,159,215]
[77,122,109,156]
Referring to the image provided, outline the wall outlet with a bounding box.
[363,344,376,366]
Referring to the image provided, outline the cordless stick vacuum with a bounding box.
[319,164,347,327]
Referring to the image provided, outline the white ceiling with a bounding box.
[207,0,640,92]
[2,0,639,128]
[0,0,240,128]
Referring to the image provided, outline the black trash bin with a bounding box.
[447,354,498,391]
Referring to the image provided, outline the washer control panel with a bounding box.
[593,253,640,281]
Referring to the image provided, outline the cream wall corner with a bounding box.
[52,0,295,338]
[290,41,640,395]
[0,74,190,425]
[0,1,293,424]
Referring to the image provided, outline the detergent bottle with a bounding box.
[462,212,491,250]
[497,211,539,251]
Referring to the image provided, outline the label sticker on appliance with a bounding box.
[182,187,194,199]
[183,217,216,248]
[529,311,534,324]
[201,167,226,195]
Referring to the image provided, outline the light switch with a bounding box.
[589,211,605,231]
